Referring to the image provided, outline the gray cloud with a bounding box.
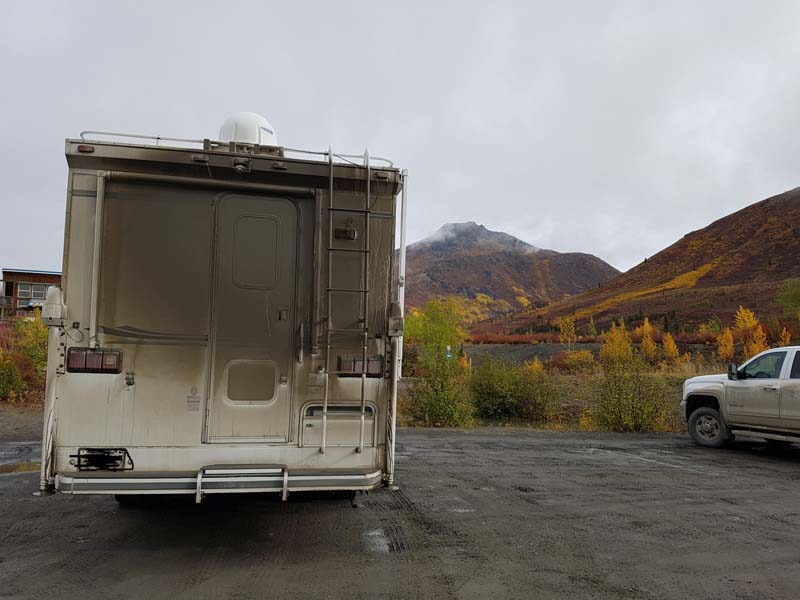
[2,1,799,273]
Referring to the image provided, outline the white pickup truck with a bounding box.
[681,346,800,447]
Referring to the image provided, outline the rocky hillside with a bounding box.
[475,188,800,334]
[404,222,620,319]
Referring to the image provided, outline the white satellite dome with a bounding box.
[218,112,278,146]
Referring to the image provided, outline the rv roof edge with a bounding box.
[107,171,316,197]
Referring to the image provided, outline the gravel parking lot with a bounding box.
[1,428,799,599]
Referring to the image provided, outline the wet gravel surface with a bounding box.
[1,428,799,599]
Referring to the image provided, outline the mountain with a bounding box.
[404,222,620,318]
[475,188,800,334]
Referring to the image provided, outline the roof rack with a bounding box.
[78,131,394,167]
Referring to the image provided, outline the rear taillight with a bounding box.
[66,348,122,374]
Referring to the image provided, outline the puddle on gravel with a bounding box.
[361,528,390,554]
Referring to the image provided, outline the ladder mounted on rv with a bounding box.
[320,148,373,454]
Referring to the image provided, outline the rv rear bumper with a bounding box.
[55,465,383,498]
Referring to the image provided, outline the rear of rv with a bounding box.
[39,127,406,501]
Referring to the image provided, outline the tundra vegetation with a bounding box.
[0,309,48,402]
[402,295,798,431]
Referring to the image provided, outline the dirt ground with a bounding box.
[0,403,42,443]
[2,428,800,599]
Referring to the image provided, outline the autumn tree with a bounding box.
[15,309,49,381]
[661,332,680,364]
[586,316,597,337]
[404,296,473,426]
[734,305,759,330]
[778,327,792,347]
[638,318,658,363]
[636,317,654,338]
[556,316,577,350]
[743,324,769,360]
[716,328,735,362]
[600,321,633,364]
[405,296,466,352]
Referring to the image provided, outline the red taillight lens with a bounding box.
[66,348,87,371]
[85,349,103,372]
[102,351,121,373]
[66,348,123,374]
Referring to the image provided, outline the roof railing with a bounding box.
[78,131,393,167]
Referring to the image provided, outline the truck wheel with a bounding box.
[688,407,732,448]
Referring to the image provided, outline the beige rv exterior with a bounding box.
[39,132,406,501]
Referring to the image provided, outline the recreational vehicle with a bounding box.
[38,113,408,503]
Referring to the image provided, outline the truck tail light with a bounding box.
[66,348,123,374]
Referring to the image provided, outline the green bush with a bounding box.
[589,357,674,432]
[404,350,474,427]
[15,309,48,382]
[779,278,800,322]
[0,359,25,401]
[471,359,556,421]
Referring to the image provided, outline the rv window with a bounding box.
[227,361,277,402]
[99,183,212,337]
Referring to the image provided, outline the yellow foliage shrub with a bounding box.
[743,324,769,360]
[734,305,759,330]
[640,332,658,363]
[525,356,544,373]
[561,350,597,373]
[716,328,734,362]
[661,333,679,363]
[600,321,633,364]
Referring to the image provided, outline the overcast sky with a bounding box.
[2,1,799,273]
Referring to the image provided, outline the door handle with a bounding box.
[763,386,778,391]
[296,323,304,364]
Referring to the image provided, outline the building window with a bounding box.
[16,283,48,300]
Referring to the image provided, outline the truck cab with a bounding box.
[682,346,800,447]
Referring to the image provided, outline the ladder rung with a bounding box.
[327,208,393,219]
[329,207,371,214]
[327,288,370,293]
[328,247,369,253]
[327,328,367,333]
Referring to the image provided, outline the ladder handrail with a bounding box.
[320,147,374,455]
[357,149,371,454]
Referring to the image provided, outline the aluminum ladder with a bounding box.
[319,148,373,454]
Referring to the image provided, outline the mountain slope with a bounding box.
[475,188,800,333]
[404,222,620,314]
